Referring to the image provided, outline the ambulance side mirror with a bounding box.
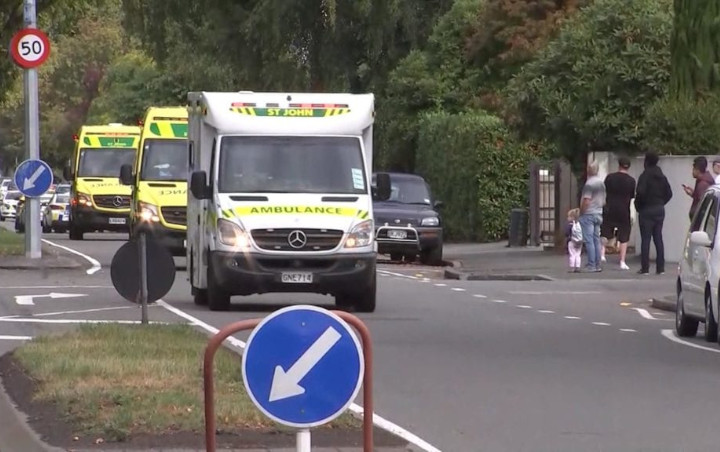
[190,171,210,200]
[375,173,391,201]
[119,164,134,186]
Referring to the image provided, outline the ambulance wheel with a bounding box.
[193,287,208,306]
[207,262,230,311]
[69,224,84,240]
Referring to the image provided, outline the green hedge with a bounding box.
[642,94,720,154]
[415,110,540,242]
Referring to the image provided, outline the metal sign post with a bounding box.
[138,232,149,324]
[10,0,51,259]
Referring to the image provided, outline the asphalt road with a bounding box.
[1,226,720,451]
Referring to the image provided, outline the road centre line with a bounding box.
[619,329,637,333]
[473,294,487,298]
[592,322,611,326]
[451,288,465,292]
[42,239,101,275]
[491,299,506,303]
[661,329,720,354]
[155,299,442,452]
[537,310,555,314]
[516,305,532,309]
[433,283,447,287]
[564,316,581,320]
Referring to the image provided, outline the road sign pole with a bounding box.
[23,0,41,259]
[139,232,149,324]
[296,429,311,452]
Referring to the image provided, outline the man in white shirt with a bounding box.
[712,158,720,184]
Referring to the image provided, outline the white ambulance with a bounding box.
[186,91,389,312]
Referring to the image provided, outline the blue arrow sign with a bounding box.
[242,305,364,428]
[14,159,52,198]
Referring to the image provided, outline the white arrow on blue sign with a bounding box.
[242,305,364,429]
[13,159,53,198]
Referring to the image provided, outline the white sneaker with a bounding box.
[620,261,630,270]
[601,256,607,263]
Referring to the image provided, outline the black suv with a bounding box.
[372,172,443,265]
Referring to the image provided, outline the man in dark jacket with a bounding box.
[683,156,715,220]
[634,152,673,275]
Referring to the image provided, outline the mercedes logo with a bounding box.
[112,196,124,207]
[287,230,307,249]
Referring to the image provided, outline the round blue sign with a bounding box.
[13,158,53,198]
[242,305,364,428]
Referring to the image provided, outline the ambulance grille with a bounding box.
[161,206,187,226]
[93,195,131,209]
[251,228,343,251]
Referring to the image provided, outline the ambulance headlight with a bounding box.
[138,202,160,222]
[218,219,250,249]
[344,220,374,248]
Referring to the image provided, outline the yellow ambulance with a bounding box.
[64,123,140,240]
[119,107,188,256]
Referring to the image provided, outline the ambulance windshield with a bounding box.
[78,148,135,178]
[218,136,366,194]
[140,139,188,181]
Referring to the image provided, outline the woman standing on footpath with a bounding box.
[634,152,673,275]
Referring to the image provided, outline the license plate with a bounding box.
[388,229,407,239]
[109,217,126,225]
[281,272,313,283]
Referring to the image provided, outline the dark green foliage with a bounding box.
[642,94,720,154]
[415,111,544,241]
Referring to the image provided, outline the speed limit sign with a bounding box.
[9,28,50,69]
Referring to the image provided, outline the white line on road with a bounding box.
[619,329,638,333]
[451,288,465,292]
[537,310,555,314]
[661,329,720,354]
[633,308,671,321]
[0,318,173,324]
[0,335,32,340]
[377,270,419,280]
[0,306,139,319]
[564,316,581,320]
[42,239,101,274]
[509,291,602,295]
[433,283,447,287]
[156,299,442,452]
[592,322,611,326]
[491,299,507,303]
[0,285,112,290]
[516,305,532,309]
[473,294,487,299]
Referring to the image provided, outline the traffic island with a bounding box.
[0,229,81,270]
[0,324,407,450]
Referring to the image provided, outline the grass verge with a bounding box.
[13,324,358,441]
[0,227,23,256]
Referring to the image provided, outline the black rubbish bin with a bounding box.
[507,208,528,247]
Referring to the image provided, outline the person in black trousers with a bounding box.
[634,152,673,275]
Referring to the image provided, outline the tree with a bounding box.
[669,0,720,100]
[505,0,673,167]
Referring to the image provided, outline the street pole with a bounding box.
[23,0,41,259]
[139,232,149,325]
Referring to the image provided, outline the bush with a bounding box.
[642,94,720,155]
[415,110,542,242]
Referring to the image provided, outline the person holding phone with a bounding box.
[684,156,714,221]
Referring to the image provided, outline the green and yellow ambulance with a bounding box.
[119,106,188,256]
[64,123,141,240]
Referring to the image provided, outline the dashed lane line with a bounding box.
[592,322,611,326]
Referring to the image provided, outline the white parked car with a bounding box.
[677,186,720,343]
[0,179,10,197]
[0,191,22,221]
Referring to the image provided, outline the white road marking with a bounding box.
[592,322,611,326]
[564,316,581,320]
[537,310,555,314]
[633,308,671,321]
[509,291,602,295]
[156,299,442,452]
[42,239,101,274]
[451,288,465,292]
[14,292,87,306]
[661,329,720,354]
[619,329,637,333]
[0,318,173,324]
[0,335,32,341]
[0,285,112,290]
[473,294,487,299]
[433,283,447,287]
[377,270,419,280]
[491,299,507,304]
[0,306,139,319]
[516,305,532,309]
